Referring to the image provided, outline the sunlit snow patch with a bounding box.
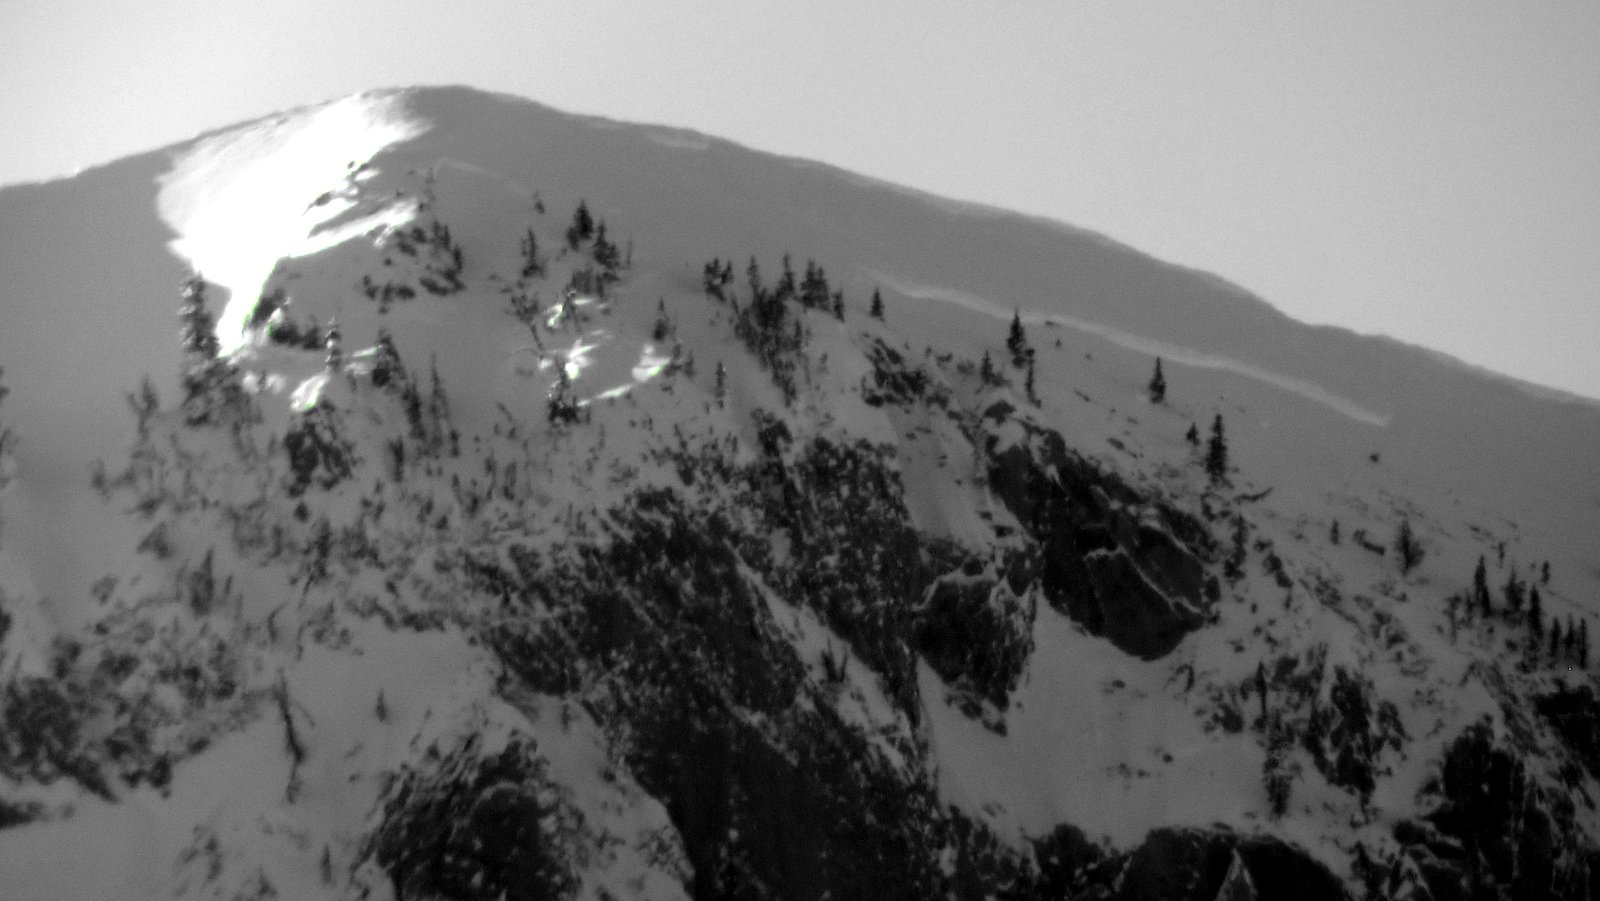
[631,344,673,383]
[516,326,677,404]
[288,372,330,412]
[544,293,608,330]
[157,92,429,354]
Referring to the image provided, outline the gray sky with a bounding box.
[3,0,1597,399]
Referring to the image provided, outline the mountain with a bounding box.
[1,84,1599,900]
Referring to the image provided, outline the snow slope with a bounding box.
[1,85,1599,899]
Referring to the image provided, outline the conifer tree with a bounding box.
[1025,358,1038,405]
[1148,357,1167,403]
[714,361,726,406]
[0,366,13,495]
[800,260,829,310]
[179,274,221,362]
[1395,519,1423,575]
[1006,309,1030,367]
[565,200,595,249]
[703,258,724,299]
[979,351,996,386]
[775,254,797,301]
[520,228,544,278]
[1330,519,1340,545]
[1504,567,1525,614]
[177,274,245,425]
[1256,660,1268,725]
[1551,618,1562,658]
[1204,414,1229,484]
[592,221,621,280]
[1186,422,1200,446]
[325,321,343,372]
[428,357,451,435]
[1529,586,1544,640]
[128,376,161,437]
[869,289,885,321]
[1263,713,1296,818]
[1473,556,1491,614]
[746,256,763,300]
[652,298,672,342]
[548,365,578,424]
[831,290,844,321]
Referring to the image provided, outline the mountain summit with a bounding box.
[1,85,1598,900]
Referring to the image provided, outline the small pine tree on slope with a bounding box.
[1529,586,1543,642]
[1205,414,1228,484]
[1504,567,1525,614]
[177,274,245,426]
[1006,309,1031,367]
[1148,358,1166,403]
[1395,519,1423,575]
[179,274,221,361]
[1473,556,1492,616]
[565,200,594,249]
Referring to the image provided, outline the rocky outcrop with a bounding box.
[1069,828,1348,901]
[982,403,1210,659]
[861,338,945,408]
[1384,721,1599,901]
[363,736,578,901]
[1304,665,1407,806]
[484,485,1036,900]
[915,553,1037,717]
[1215,851,1260,901]
[1535,685,1600,781]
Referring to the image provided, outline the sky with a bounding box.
[2,1,1598,400]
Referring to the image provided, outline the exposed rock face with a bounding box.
[1385,721,1599,901]
[1031,822,1111,898]
[1070,828,1348,901]
[13,86,1600,901]
[364,736,579,901]
[1214,851,1260,901]
[480,468,1038,900]
[1536,685,1600,781]
[982,403,1210,659]
[915,554,1037,716]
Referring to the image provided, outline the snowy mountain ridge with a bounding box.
[1,85,1599,900]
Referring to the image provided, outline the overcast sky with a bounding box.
[3,1,1597,399]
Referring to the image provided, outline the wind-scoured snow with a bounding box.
[877,274,1393,427]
